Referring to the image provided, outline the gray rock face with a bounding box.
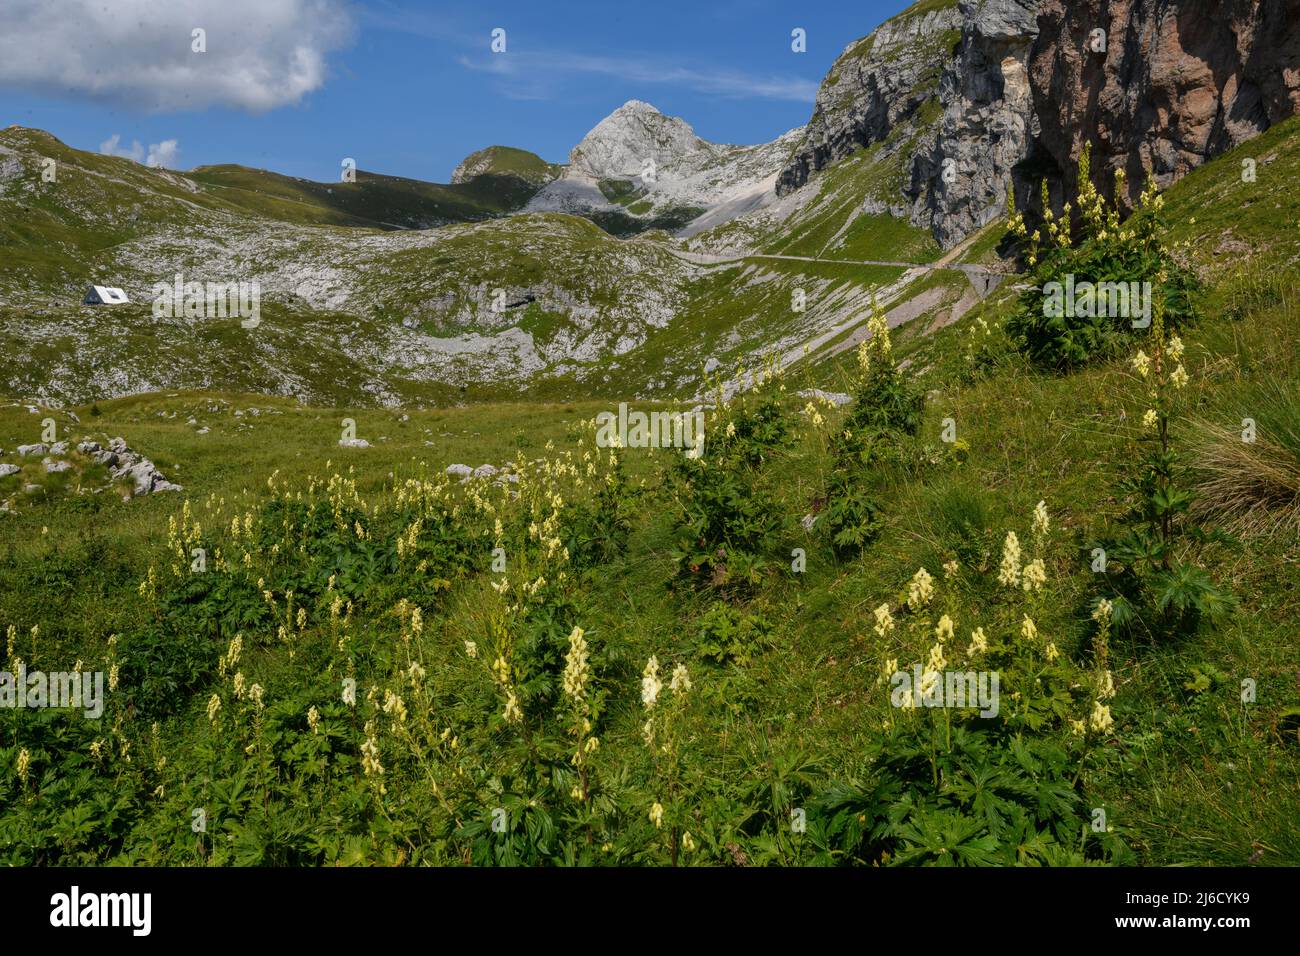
[0,463,19,478]
[43,458,72,473]
[907,0,1041,247]
[527,99,800,231]
[778,0,1043,249]
[445,464,473,480]
[17,443,48,456]
[338,437,370,449]
[777,4,964,196]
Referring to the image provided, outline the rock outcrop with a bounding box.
[779,0,1300,247]
[908,0,1042,246]
[78,438,182,496]
[777,4,964,196]
[1024,0,1300,208]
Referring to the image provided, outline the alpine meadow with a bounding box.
[2,0,1300,883]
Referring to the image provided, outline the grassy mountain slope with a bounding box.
[4,119,1299,861]
[189,164,543,230]
[0,121,960,406]
[451,145,564,186]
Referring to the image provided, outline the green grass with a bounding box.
[4,244,1298,863]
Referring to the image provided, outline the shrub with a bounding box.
[693,602,771,666]
[820,473,885,558]
[1006,146,1200,370]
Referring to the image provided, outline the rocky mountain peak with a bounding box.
[568,100,718,180]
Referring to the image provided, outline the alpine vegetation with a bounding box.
[2,0,1299,878]
[889,666,999,718]
[151,273,261,328]
[0,665,105,719]
[594,403,704,455]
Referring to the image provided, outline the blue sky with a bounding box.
[1,0,912,183]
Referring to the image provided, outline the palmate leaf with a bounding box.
[1152,562,1236,621]
[948,759,1035,838]
[891,808,1002,866]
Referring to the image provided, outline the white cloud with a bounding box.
[100,134,145,163]
[0,0,353,112]
[100,134,182,169]
[456,50,818,104]
[147,140,181,169]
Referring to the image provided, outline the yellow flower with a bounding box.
[16,747,31,783]
[464,640,478,659]
[562,626,590,701]
[998,531,1022,587]
[1045,641,1060,662]
[670,663,692,695]
[927,643,947,672]
[682,831,696,852]
[1021,615,1038,642]
[503,691,522,724]
[966,627,988,656]
[1131,350,1151,378]
[907,568,934,609]
[307,706,321,734]
[935,614,955,642]
[1089,700,1115,734]
[1142,408,1159,430]
[1032,500,1050,538]
[641,656,663,709]
[1022,559,1047,592]
[649,801,664,828]
[872,603,895,637]
[206,694,222,723]
[1170,364,1189,389]
[942,559,960,580]
[360,726,384,779]
[383,689,406,722]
